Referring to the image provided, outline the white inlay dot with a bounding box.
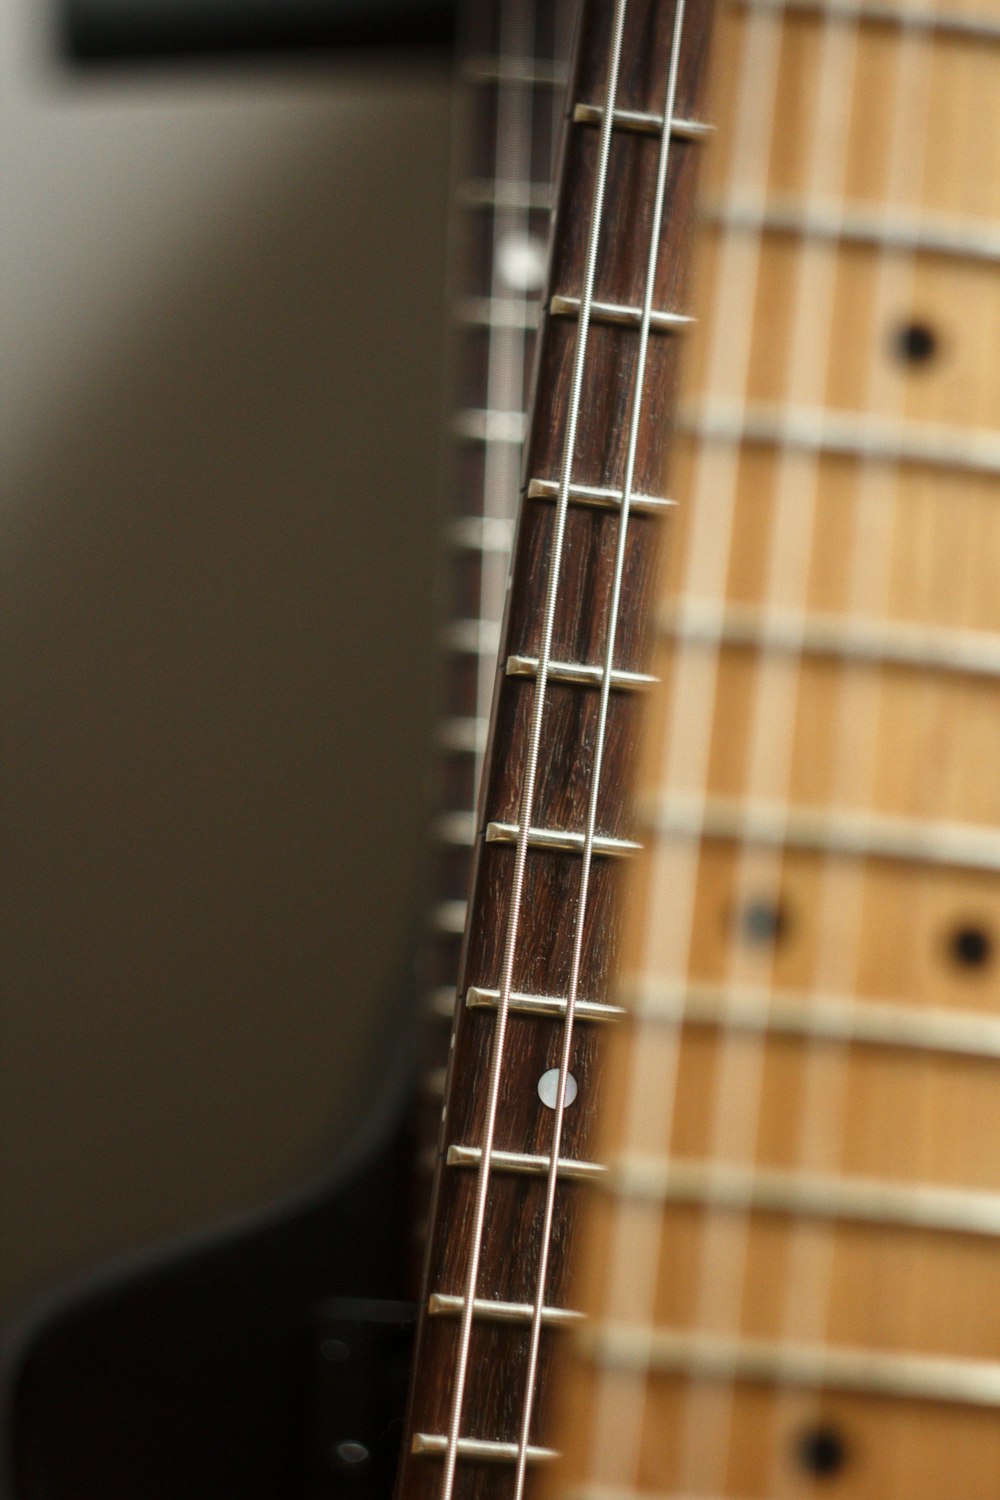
[497,231,548,292]
[538,1068,578,1110]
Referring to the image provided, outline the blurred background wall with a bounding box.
[0,0,451,1333]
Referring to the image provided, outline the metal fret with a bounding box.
[658,600,1000,681]
[710,196,1000,266]
[573,101,712,141]
[437,810,478,846]
[733,0,1000,45]
[457,179,554,211]
[486,821,641,858]
[467,984,626,1023]
[456,296,541,332]
[429,985,457,1019]
[527,476,674,514]
[431,899,468,936]
[448,515,516,553]
[447,1144,607,1182]
[412,1435,558,1463]
[438,716,489,754]
[631,978,1000,1060]
[428,1293,584,1327]
[551,293,693,333]
[650,794,1000,873]
[612,1156,1000,1237]
[586,1325,1000,1407]
[507,654,657,691]
[461,54,568,88]
[684,398,1000,476]
[453,408,527,444]
[443,619,503,656]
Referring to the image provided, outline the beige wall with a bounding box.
[0,2,451,1325]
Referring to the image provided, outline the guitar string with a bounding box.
[584,3,789,1487]
[669,9,869,1489]
[439,5,632,1496]
[511,2,693,1495]
[766,17,964,1491]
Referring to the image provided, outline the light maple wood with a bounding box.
[545,1,1000,1496]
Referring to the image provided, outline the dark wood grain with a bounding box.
[400,3,715,1499]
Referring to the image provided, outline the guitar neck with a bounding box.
[416,0,577,1230]
[547,1,1000,1495]
[399,1,714,1498]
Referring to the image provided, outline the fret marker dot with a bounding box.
[892,319,937,366]
[497,231,547,292]
[538,1068,577,1110]
[949,922,992,970]
[735,898,786,945]
[794,1423,847,1478]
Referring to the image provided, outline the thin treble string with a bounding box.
[768,15,941,1484]
[511,4,692,1496]
[476,0,538,803]
[439,6,632,1498]
[671,12,868,1492]
[585,5,789,1492]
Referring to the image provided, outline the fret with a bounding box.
[466,985,626,1023]
[443,619,504,656]
[485,822,642,858]
[682,399,1000,476]
[584,1326,1000,1408]
[526,476,674,515]
[631,978,1000,1061]
[412,1436,558,1464]
[447,516,516,553]
[460,54,569,88]
[572,101,712,140]
[447,1145,606,1182]
[550,293,693,333]
[732,0,1000,45]
[658,600,1000,681]
[437,811,478,846]
[506,654,657,690]
[437,715,489,753]
[453,408,527,443]
[428,1293,585,1327]
[455,296,541,332]
[650,794,1000,872]
[611,1156,1000,1237]
[710,197,1000,266]
[456,179,554,211]
[429,985,458,1020]
[431,899,468,936]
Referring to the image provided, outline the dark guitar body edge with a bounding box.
[1,989,422,1500]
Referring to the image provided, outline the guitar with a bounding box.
[395,3,713,1499]
[543,0,1000,1493]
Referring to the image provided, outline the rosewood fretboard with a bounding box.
[398,2,714,1500]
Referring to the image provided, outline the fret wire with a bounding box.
[610,1155,1000,1237]
[466,984,626,1022]
[629,977,1000,1060]
[709,195,1000,265]
[506,653,658,690]
[681,397,1000,474]
[573,101,712,139]
[514,1,695,1492]
[440,4,634,1494]
[550,292,694,331]
[732,0,1000,44]
[428,1292,585,1326]
[583,1326,1000,1406]
[414,1435,558,1463]
[658,599,1000,680]
[527,475,675,513]
[649,793,1000,872]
